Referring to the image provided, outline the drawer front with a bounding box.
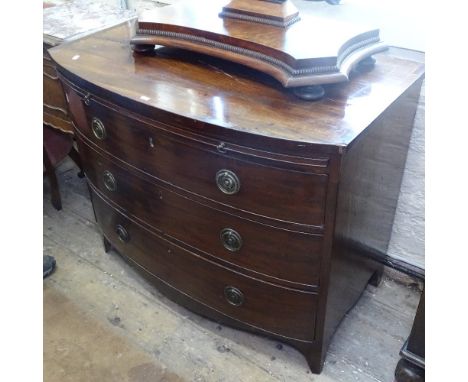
[80,140,322,287]
[43,58,73,133]
[43,61,68,110]
[65,86,328,227]
[92,190,318,341]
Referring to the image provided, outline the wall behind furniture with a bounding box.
[387,84,425,269]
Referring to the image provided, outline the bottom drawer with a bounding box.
[91,189,318,341]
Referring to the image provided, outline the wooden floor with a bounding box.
[43,158,422,382]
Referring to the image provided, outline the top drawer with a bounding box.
[65,85,329,227]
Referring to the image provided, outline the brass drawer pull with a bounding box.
[91,117,107,140]
[103,170,117,192]
[216,169,240,195]
[82,93,91,106]
[116,224,130,243]
[216,142,227,153]
[220,228,243,252]
[224,286,244,307]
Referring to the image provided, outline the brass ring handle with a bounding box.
[216,170,240,195]
[91,117,107,140]
[224,286,244,307]
[103,170,117,192]
[220,228,243,252]
[116,224,130,243]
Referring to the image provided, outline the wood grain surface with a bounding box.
[49,14,424,375]
[91,188,319,342]
[50,21,424,152]
[44,156,422,382]
[79,139,324,289]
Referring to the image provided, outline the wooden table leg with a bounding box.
[68,145,85,178]
[43,146,62,211]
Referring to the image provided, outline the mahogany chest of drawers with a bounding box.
[50,20,424,373]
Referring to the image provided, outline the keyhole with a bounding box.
[149,137,155,148]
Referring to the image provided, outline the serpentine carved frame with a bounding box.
[132,29,387,88]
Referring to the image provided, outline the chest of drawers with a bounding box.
[43,42,74,134]
[50,20,424,373]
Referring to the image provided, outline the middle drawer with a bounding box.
[79,140,323,288]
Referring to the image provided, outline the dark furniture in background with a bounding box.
[43,41,83,210]
[346,233,425,382]
[43,125,82,210]
[43,39,75,135]
[43,1,134,209]
[49,16,424,374]
[395,287,425,381]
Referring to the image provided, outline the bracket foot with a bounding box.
[132,44,155,53]
[355,56,376,73]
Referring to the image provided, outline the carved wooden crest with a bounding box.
[131,0,387,100]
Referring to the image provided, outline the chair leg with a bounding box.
[43,146,62,211]
[68,146,85,178]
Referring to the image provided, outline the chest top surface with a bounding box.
[50,18,424,150]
